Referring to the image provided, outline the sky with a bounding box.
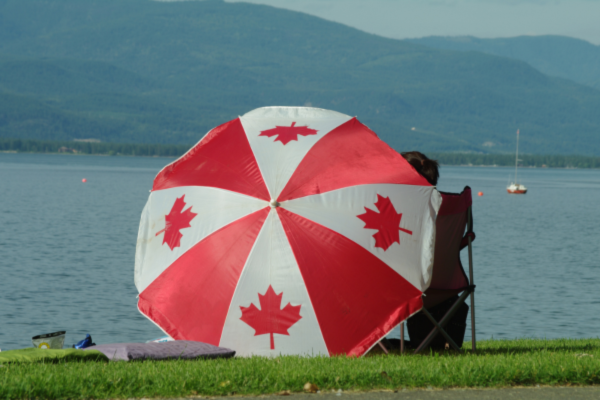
[225,0,600,45]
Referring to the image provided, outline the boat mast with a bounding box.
[515,129,519,184]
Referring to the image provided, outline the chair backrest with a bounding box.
[428,186,472,291]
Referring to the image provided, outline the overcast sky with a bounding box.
[226,0,600,45]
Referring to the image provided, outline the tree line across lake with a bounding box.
[0,138,189,158]
[2,138,599,169]
[430,153,600,169]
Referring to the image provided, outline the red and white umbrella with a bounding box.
[135,107,441,356]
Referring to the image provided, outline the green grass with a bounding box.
[1,339,599,399]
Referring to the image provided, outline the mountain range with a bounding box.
[1,0,599,155]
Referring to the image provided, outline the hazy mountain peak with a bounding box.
[407,35,600,88]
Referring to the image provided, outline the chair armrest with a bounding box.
[459,232,476,250]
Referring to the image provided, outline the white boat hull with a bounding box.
[507,183,527,194]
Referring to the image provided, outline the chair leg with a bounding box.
[470,291,476,352]
[377,341,388,354]
[400,321,405,354]
[421,308,463,353]
[467,207,476,352]
[413,289,472,354]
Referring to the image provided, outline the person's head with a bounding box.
[401,151,439,186]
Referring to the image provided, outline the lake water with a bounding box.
[1,153,599,350]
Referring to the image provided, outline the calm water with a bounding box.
[1,153,599,350]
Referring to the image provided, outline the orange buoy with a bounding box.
[478,191,483,196]
[82,179,87,183]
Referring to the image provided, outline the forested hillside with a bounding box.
[1,0,599,154]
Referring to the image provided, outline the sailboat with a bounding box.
[507,129,527,194]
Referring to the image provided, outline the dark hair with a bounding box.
[401,151,439,186]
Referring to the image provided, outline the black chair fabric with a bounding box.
[407,295,469,350]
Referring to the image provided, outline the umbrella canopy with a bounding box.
[135,107,441,357]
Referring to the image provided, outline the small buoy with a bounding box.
[82,179,87,183]
[478,191,483,196]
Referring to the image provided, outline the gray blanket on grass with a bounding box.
[85,340,235,361]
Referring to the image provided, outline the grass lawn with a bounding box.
[1,339,599,399]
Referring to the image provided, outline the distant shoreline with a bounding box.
[428,152,600,169]
[0,150,177,159]
[2,151,595,169]
[1,138,599,169]
[0,138,188,158]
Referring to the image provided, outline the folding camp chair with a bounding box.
[399,186,476,354]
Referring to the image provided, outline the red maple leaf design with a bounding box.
[259,122,318,145]
[240,286,302,350]
[357,194,413,251]
[155,195,197,250]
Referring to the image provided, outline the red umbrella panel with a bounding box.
[135,107,442,356]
